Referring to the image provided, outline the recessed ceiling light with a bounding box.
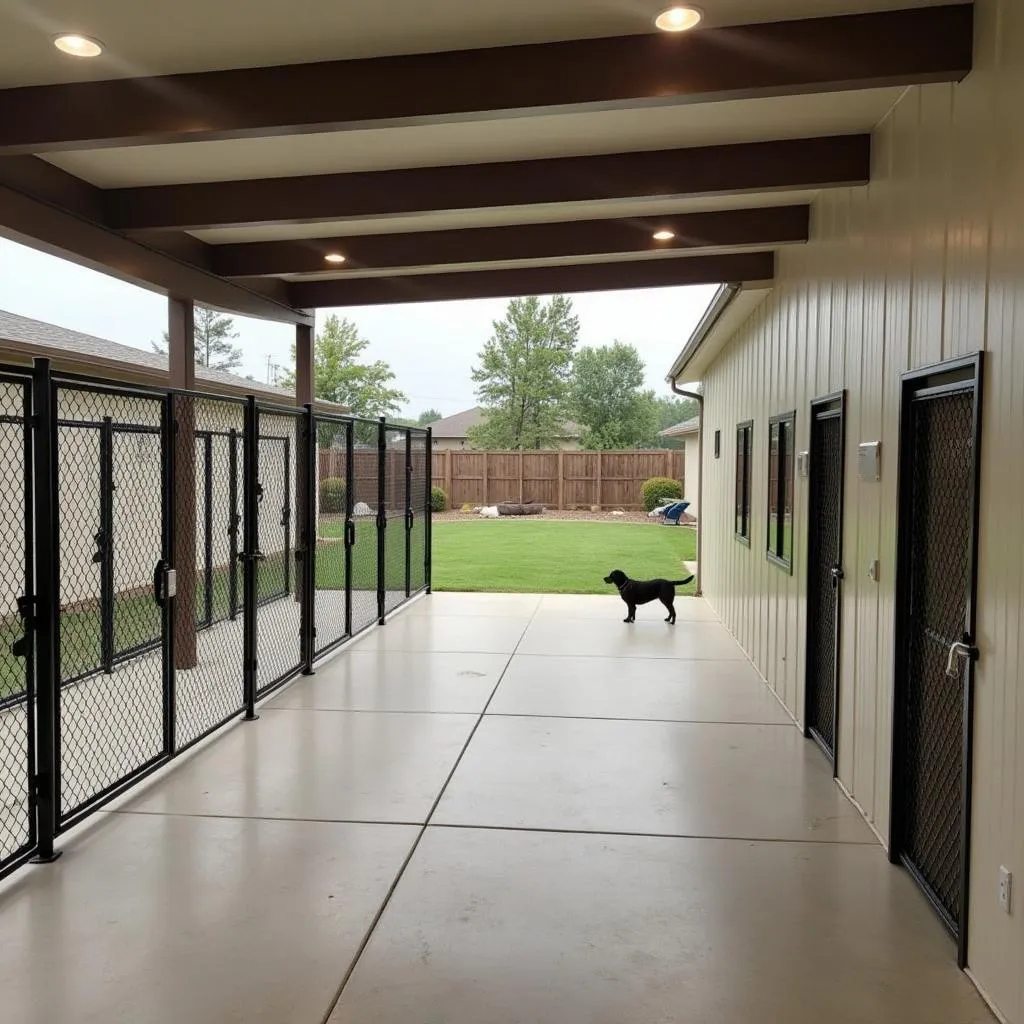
[653,230,676,241]
[654,6,703,32]
[53,34,104,57]
[324,253,346,264]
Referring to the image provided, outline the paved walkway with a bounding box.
[0,593,992,1023]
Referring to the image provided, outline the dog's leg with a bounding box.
[624,603,636,623]
[663,598,676,624]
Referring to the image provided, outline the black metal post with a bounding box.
[228,428,239,620]
[344,420,354,638]
[283,434,292,595]
[404,429,412,598]
[300,405,316,674]
[425,426,433,594]
[202,432,214,627]
[377,416,387,625]
[162,394,177,755]
[31,358,61,862]
[98,416,115,673]
[242,397,259,720]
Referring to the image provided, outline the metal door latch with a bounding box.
[946,640,979,677]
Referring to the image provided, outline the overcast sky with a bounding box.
[0,236,716,419]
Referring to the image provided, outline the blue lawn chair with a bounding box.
[661,500,690,525]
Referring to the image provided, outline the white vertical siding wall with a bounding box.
[699,1,1024,1019]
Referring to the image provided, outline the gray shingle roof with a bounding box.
[660,416,700,438]
[0,308,318,405]
[430,405,579,438]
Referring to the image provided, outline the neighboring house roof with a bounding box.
[660,416,700,439]
[0,308,347,412]
[430,405,580,439]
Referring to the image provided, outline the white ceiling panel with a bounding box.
[0,0,962,88]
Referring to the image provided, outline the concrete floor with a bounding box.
[0,593,994,1024]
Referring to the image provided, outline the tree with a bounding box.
[652,394,700,449]
[279,314,406,417]
[152,306,243,371]
[417,409,443,425]
[468,295,578,450]
[569,342,659,450]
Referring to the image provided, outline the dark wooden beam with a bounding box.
[0,156,311,323]
[288,251,774,307]
[213,205,809,277]
[107,136,869,231]
[0,6,973,153]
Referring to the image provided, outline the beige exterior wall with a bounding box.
[683,435,699,517]
[698,3,1024,1019]
[0,391,297,619]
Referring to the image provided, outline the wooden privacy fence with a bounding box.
[432,449,684,510]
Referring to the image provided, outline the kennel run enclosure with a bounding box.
[0,359,431,879]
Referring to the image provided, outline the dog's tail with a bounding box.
[670,576,695,586]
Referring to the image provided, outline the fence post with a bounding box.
[518,451,524,505]
[228,428,240,620]
[161,393,177,756]
[443,448,452,508]
[202,433,214,627]
[404,429,413,598]
[482,451,489,506]
[426,427,433,594]
[299,404,316,674]
[30,357,61,862]
[596,451,603,509]
[242,396,259,720]
[344,420,354,636]
[98,416,115,673]
[558,450,564,509]
[377,417,387,625]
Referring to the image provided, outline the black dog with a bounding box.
[603,568,694,624]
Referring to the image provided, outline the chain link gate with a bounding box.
[805,395,844,765]
[892,355,983,965]
[349,419,381,636]
[313,415,351,656]
[0,372,35,878]
[53,380,171,827]
[383,426,409,617]
[254,405,302,695]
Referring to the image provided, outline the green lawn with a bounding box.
[430,520,697,595]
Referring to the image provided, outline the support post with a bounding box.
[377,417,387,625]
[30,358,61,862]
[482,451,489,506]
[168,296,197,669]
[425,427,433,594]
[518,450,524,505]
[595,451,603,510]
[558,450,564,510]
[299,403,316,673]
[242,396,259,719]
[202,433,214,627]
[293,322,313,609]
[344,420,354,635]
[405,430,413,598]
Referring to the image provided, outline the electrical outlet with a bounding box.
[998,866,1012,914]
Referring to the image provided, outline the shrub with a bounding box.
[431,486,448,513]
[319,477,346,514]
[641,476,683,512]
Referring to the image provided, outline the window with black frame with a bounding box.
[767,412,796,571]
[735,421,752,544]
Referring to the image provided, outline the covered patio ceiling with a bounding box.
[0,0,973,324]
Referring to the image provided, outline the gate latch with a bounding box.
[11,594,33,659]
[945,639,979,678]
[829,565,844,590]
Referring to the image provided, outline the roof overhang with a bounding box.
[0,3,974,317]
[666,283,773,385]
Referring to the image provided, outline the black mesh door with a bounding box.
[899,387,975,932]
[806,403,843,762]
